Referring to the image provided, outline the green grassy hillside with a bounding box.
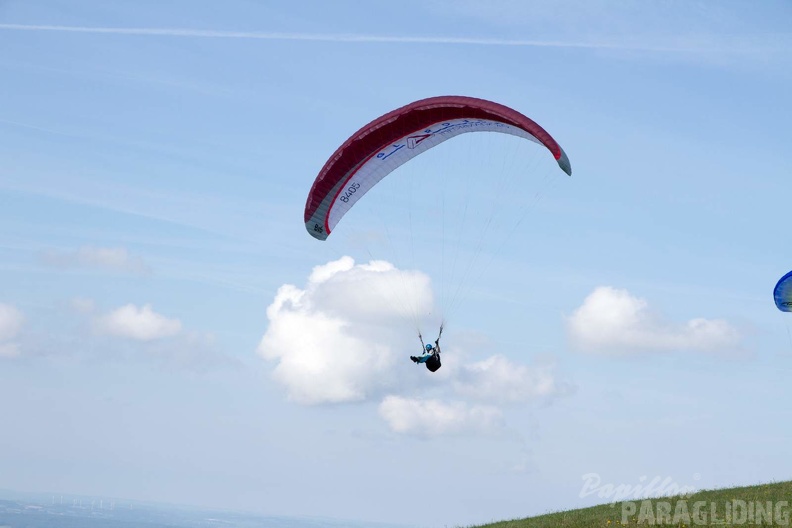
[474,480,792,527]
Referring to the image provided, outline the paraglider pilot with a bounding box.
[410,325,443,372]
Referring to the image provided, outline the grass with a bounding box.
[472,480,792,527]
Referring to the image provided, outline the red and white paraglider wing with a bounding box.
[304,96,571,240]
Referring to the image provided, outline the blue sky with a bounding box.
[1,1,791,527]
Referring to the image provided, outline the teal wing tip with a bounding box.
[306,221,329,241]
[557,148,572,176]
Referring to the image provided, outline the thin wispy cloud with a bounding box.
[453,355,573,405]
[40,246,151,275]
[0,303,24,358]
[1,23,785,54]
[378,396,503,437]
[95,303,182,341]
[41,298,236,369]
[71,297,96,314]
[0,173,276,251]
[0,118,84,139]
[0,303,24,342]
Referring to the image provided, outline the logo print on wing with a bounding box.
[406,134,431,149]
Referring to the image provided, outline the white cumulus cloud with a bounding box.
[41,246,150,274]
[454,355,570,404]
[0,303,24,342]
[378,396,502,436]
[257,257,432,405]
[96,304,182,341]
[258,257,573,435]
[567,286,742,355]
[0,303,24,358]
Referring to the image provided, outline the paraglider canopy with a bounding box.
[304,95,571,240]
[774,270,792,312]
